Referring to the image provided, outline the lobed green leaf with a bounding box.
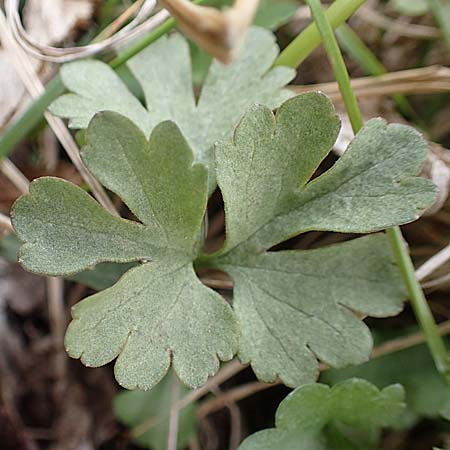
[238,378,405,450]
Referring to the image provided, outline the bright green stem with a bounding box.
[306,0,450,385]
[0,76,65,158]
[275,0,366,69]
[305,0,363,131]
[426,0,450,53]
[0,0,208,159]
[387,227,450,383]
[335,24,418,122]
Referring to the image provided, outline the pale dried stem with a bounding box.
[210,385,242,450]
[160,0,260,63]
[1,158,29,194]
[416,243,450,281]
[198,319,450,417]
[46,276,67,389]
[167,376,181,450]
[291,66,450,100]
[423,272,450,289]
[176,359,246,410]
[5,0,166,63]
[0,10,119,216]
[356,5,440,39]
[131,359,246,438]
[0,212,13,233]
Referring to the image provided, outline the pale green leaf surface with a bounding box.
[50,27,294,187]
[114,371,196,450]
[66,261,236,390]
[50,60,151,132]
[212,93,433,386]
[11,177,154,276]
[82,112,207,251]
[0,232,134,291]
[238,379,405,450]
[219,234,406,387]
[13,114,237,389]
[216,94,435,254]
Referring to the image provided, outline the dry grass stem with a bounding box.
[4,0,168,62]
[291,66,450,100]
[356,5,440,39]
[0,10,119,216]
[197,319,450,417]
[167,376,181,450]
[160,0,260,63]
[416,243,450,281]
[1,158,29,194]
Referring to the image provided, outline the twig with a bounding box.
[167,376,181,450]
[1,159,29,194]
[131,359,246,438]
[176,359,246,411]
[198,319,450,417]
[415,243,450,281]
[0,10,119,216]
[210,386,241,450]
[422,272,450,289]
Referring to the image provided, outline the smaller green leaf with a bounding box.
[237,378,405,450]
[322,341,450,426]
[114,371,196,450]
[50,60,151,133]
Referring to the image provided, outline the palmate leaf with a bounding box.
[12,91,434,392]
[237,378,405,450]
[49,27,294,189]
[211,93,436,387]
[12,113,237,390]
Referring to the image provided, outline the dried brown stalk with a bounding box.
[0,10,119,216]
[291,66,450,100]
[160,0,260,63]
[197,319,450,418]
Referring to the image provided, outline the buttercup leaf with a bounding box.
[237,378,405,450]
[13,86,434,392]
[12,113,237,390]
[50,27,294,188]
[210,93,435,386]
